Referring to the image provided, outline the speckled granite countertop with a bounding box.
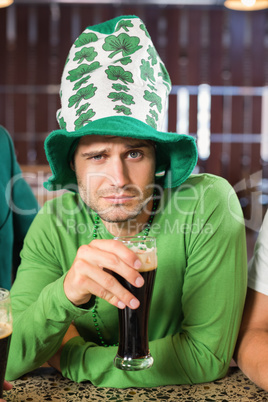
[3,367,268,401]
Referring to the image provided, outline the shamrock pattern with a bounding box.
[110,82,132,115]
[73,47,98,64]
[67,62,101,83]
[115,20,134,32]
[114,105,132,115]
[159,62,172,89]
[140,23,151,39]
[140,59,155,84]
[150,109,159,121]
[108,92,135,106]
[146,115,157,129]
[75,109,96,130]
[148,84,157,91]
[105,65,134,84]
[144,90,162,113]
[102,33,142,58]
[76,103,90,116]
[112,83,130,92]
[114,57,132,65]
[68,84,97,108]
[73,77,90,91]
[58,116,66,130]
[58,17,171,131]
[74,32,98,47]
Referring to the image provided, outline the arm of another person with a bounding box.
[235,209,268,390]
[235,288,268,391]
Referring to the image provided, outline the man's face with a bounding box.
[73,135,156,223]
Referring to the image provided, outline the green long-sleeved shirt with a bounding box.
[7,174,247,388]
[0,126,39,289]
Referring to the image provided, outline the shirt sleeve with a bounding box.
[5,208,94,381]
[248,209,268,295]
[60,177,248,387]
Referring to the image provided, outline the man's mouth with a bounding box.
[102,195,137,204]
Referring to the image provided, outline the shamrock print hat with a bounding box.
[44,15,198,191]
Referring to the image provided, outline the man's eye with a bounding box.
[92,155,103,160]
[128,151,141,159]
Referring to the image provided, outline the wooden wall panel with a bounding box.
[165,8,180,85]
[250,12,266,86]
[209,11,224,86]
[230,96,244,185]
[188,10,202,86]
[0,9,7,86]
[189,95,198,138]
[230,12,245,86]
[15,7,28,85]
[0,8,7,128]
[207,96,224,177]
[58,5,75,71]
[251,97,262,174]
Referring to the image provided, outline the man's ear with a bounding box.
[70,159,75,171]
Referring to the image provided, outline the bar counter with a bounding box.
[3,366,268,401]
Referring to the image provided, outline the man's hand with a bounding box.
[64,239,144,309]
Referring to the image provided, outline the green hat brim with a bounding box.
[44,116,198,191]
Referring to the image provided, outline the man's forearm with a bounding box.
[236,328,268,391]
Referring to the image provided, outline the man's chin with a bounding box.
[97,207,140,223]
[98,212,138,223]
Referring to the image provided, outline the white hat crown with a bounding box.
[57,16,172,133]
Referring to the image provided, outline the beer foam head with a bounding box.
[114,236,157,272]
[130,244,157,272]
[0,322,12,339]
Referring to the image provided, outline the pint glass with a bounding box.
[0,289,12,398]
[113,236,157,371]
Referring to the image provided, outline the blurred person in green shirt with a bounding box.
[0,125,39,289]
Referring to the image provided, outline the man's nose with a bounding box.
[110,157,130,187]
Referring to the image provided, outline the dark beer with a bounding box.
[114,267,156,360]
[113,239,157,370]
[113,237,157,370]
[0,323,12,398]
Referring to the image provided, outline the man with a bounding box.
[6,15,247,388]
[235,210,268,391]
[0,125,39,289]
